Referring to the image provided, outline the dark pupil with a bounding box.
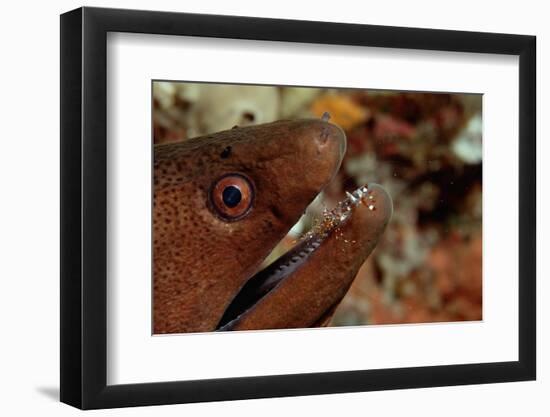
[222,185,242,208]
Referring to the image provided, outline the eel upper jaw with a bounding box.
[216,183,389,331]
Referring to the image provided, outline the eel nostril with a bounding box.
[318,112,332,144]
[319,126,330,144]
[315,121,347,161]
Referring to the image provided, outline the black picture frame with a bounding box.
[60,6,536,410]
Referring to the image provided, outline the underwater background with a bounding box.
[153,81,483,326]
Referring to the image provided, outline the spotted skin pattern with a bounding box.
[154,120,346,334]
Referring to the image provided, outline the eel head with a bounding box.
[153,118,392,333]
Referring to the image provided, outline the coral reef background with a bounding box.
[153,82,483,326]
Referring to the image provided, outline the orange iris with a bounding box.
[209,174,255,221]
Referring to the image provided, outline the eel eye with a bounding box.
[210,174,255,221]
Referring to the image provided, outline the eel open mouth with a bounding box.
[217,182,392,331]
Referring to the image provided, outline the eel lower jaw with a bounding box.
[216,183,384,331]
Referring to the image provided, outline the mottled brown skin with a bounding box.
[154,120,346,334]
[224,184,393,331]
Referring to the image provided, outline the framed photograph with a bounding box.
[60,6,536,409]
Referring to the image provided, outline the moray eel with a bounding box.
[154,118,392,334]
